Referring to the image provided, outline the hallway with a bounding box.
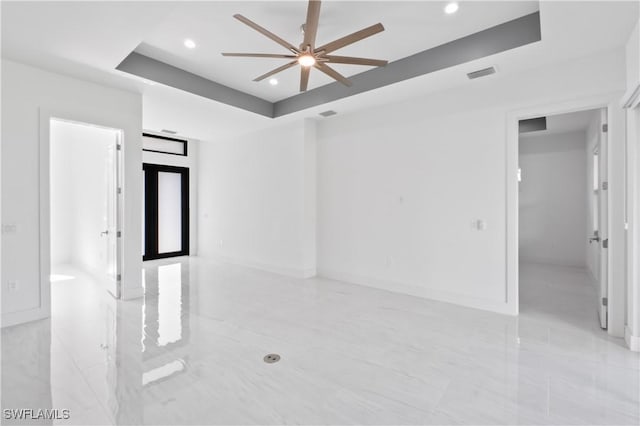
[520,262,604,335]
[2,259,638,425]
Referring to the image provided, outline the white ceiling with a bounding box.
[2,1,639,142]
[134,1,539,101]
[1,1,539,102]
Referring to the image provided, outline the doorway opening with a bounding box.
[49,118,123,298]
[142,163,190,261]
[517,108,608,331]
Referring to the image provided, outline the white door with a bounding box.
[597,111,609,329]
[103,135,121,298]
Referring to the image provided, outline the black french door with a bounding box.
[143,163,189,261]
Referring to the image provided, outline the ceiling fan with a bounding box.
[222,0,388,92]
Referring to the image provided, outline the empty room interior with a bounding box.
[1,1,640,425]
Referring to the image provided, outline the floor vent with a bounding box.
[319,110,337,117]
[467,66,496,80]
[263,354,281,364]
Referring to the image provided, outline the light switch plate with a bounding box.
[2,224,17,234]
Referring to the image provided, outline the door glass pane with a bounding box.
[142,170,146,256]
[158,171,182,253]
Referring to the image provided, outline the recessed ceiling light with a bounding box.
[444,2,459,14]
[184,38,196,49]
[298,55,316,67]
[269,78,278,86]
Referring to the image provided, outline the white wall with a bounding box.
[197,119,316,278]
[51,120,118,274]
[50,122,75,266]
[1,60,143,327]
[142,134,199,257]
[626,21,639,90]
[316,49,626,315]
[518,131,587,267]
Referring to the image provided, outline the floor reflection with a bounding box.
[1,320,53,425]
[142,359,186,387]
[2,259,638,425]
[143,262,189,351]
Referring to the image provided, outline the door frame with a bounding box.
[594,111,609,329]
[39,109,125,307]
[142,163,190,261]
[622,83,640,350]
[506,92,626,337]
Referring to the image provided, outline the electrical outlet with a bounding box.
[471,219,487,231]
[7,281,18,293]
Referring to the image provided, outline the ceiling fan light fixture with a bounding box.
[298,54,316,67]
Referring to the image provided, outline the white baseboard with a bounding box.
[625,326,640,352]
[207,253,316,279]
[2,306,50,328]
[318,268,516,316]
[121,285,144,300]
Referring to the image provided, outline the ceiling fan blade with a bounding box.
[302,0,321,50]
[222,53,297,59]
[323,55,388,66]
[253,60,298,82]
[314,63,352,87]
[234,14,300,54]
[300,66,311,92]
[315,23,385,55]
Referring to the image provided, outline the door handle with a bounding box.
[101,230,109,237]
[589,236,600,243]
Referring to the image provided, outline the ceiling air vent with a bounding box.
[319,110,337,117]
[161,129,178,135]
[519,117,547,133]
[467,66,496,80]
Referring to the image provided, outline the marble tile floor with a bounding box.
[1,258,638,425]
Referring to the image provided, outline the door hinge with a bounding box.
[117,187,122,194]
[602,238,609,248]
[602,181,608,190]
[117,231,122,238]
[117,274,122,281]
[602,123,608,133]
[602,297,608,306]
[116,144,122,151]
